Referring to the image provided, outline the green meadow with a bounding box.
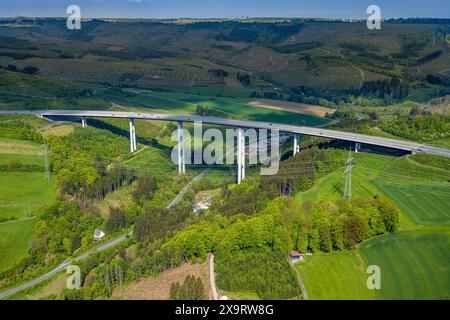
[372,179,450,226]
[296,151,450,299]
[298,231,449,300]
[0,171,56,219]
[360,231,449,300]
[0,138,56,220]
[297,250,375,300]
[0,219,35,271]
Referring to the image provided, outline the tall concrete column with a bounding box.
[177,121,185,175]
[355,142,360,153]
[293,133,300,155]
[129,118,136,153]
[237,128,245,184]
[81,117,87,128]
[241,129,245,181]
[132,121,137,152]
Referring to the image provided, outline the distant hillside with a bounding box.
[0,68,110,110]
[0,18,449,107]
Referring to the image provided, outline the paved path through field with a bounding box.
[288,258,309,300]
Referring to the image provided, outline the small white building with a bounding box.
[193,200,210,213]
[93,228,105,240]
[290,251,304,264]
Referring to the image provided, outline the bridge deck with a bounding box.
[1,110,449,157]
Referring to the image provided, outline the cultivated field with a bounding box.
[0,171,56,219]
[372,179,450,226]
[297,250,375,300]
[0,138,56,220]
[296,151,450,299]
[247,99,335,117]
[360,231,450,300]
[299,231,450,300]
[0,219,35,271]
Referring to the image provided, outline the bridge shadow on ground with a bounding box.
[50,117,171,152]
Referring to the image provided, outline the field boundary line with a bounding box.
[0,217,35,226]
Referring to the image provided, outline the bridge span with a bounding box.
[1,110,449,183]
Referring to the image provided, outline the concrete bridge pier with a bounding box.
[293,133,301,155]
[177,121,185,175]
[355,142,361,153]
[237,128,245,184]
[129,118,137,153]
[81,117,87,128]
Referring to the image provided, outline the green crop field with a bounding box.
[298,231,450,300]
[383,157,450,183]
[372,179,450,226]
[296,150,450,300]
[360,231,450,300]
[297,250,375,300]
[296,152,395,203]
[0,219,35,271]
[0,138,56,219]
[0,171,56,219]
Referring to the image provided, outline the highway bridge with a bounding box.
[2,110,449,183]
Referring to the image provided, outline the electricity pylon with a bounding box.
[343,147,353,200]
[44,144,51,181]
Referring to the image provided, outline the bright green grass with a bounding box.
[123,146,175,182]
[296,153,395,203]
[0,219,35,271]
[360,231,450,300]
[296,151,450,300]
[171,86,258,98]
[299,231,450,300]
[371,179,450,226]
[297,250,375,300]
[0,154,44,166]
[383,157,450,183]
[0,172,56,219]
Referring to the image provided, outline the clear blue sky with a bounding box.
[1,0,449,19]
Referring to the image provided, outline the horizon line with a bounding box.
[1,15,450,20]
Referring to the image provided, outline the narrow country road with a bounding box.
[288,258,309,300]
[0,167,210,300]
[209,253,219,300]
